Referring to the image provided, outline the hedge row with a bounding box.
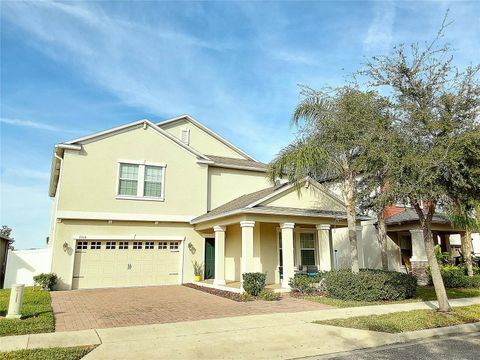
[432,265,480,288]
[289,269,417,301]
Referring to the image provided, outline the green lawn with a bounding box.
[0,287,54,337]
[315,304,480,333]
[0,346,95,360]
[305,286,480,308]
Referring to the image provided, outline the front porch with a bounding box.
[190,178,366,291]
[385,210,466,285]
[194,216,354,291]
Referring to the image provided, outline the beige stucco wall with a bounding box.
[332,225,401,271]
[262,185,345,212]
[224,223,278,284]
[208,167,271,210]
[57,125,208,217]
[225,224,241,281]
[50,220,204,290]
[259,223,278,284]
[160,118,246,159]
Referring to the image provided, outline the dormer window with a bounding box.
[180,128,190,145]
[117,161,166,201]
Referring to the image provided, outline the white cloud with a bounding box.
[3,167,50,181]
[364,1,396,53]
[0,117,83,134]
[1,1,289,160]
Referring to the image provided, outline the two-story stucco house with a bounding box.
[49,115,369,290]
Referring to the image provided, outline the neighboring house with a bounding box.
[0,234,12,288]
[3,248,52,288]
[48,115,369,290]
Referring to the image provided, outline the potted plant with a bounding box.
[192,260,203,282]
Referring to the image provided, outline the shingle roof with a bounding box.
[198,184,287,219]
[191,183,370,224]
[385,209,450,225]
[205,155,268,172]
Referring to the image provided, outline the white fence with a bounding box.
[3,248,52,289]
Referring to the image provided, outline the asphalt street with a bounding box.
[308,333,480,360]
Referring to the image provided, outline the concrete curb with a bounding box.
[394,321,480,342]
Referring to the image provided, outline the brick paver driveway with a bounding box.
[51,285,331,332]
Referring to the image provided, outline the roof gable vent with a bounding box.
[180,128,190,145]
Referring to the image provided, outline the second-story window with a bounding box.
[118,163,139,196]
[144,166,162,197]
[117,162,165,200]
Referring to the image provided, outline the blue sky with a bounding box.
[1,1,479,249]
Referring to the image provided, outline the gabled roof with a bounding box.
[157,114,258,161]
[49,119,212,197]
[63,119,209,160]
[204,155,268,172]
[385,209,451,225]
[191,178,365,224]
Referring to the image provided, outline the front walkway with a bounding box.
[2,297,479,358]
[50,285,330,331]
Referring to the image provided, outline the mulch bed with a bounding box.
[183,283,242,301]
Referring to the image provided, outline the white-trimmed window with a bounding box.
[144,166,162,197]
[158,242,168,249]
[77,241,88,250]
[118,163,139,196]
[119,241,128,249]
[106,241,116,250]
[133,241,142,250]
[170,242,179,250]
[299,233,316,266]
[117,162,165,200]
[145,241,154,249]
[90,241,101,250]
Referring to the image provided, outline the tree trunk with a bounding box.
[343,176,360,274]
[462,230,474,276]
[377,210,389,271]
[414,202,451,312]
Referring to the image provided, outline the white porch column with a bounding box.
[356,225,365,268]
[280,222,295,288]
[316,224,332,271]
[240,221,255,288]
[213,226,226,285]
[410,229,429,285]
[410,229,427,261]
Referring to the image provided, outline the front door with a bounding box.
[204,238,215,279]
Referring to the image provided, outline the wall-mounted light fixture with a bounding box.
[188,242,196,254]
[63,242,69,251]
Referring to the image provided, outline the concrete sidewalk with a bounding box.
[1,297,479,359]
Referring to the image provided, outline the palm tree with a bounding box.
[269,86,390,273]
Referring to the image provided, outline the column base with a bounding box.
[6,314,22,320]
[281,280,290,289]
[213,279,226,286]
[411,260,429,285]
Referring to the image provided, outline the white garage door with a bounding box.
[72,240,181,289]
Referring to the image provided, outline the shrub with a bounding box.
[33,273,58,291]
[289,274,321,294]
[434,265,480,288]
[259,289,281,301]
[239,292,254,302]
[324,269,417,301]
[242,272,266,296]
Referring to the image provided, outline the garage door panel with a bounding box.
[72,240,181,289]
